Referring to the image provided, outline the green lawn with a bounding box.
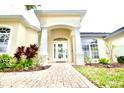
[75,66,124,88]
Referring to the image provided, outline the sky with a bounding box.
[0,0,124,32]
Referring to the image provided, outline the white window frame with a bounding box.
[90,40,99,59]
[0,25,13,54]
[82,39,99,60]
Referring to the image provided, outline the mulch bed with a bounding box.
[85,63,124,68]
[0,65,51,72]
[73,63,124,68]
[27,65,51,71]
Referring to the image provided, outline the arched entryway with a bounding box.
[48,25,74,63]
[36,10,86,65]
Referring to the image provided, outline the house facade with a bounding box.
[81,28,124,63]
[0,9,124,65]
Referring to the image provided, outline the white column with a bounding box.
[40,27,48,65]
[74,27,84,65]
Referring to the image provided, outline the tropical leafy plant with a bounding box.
[22,59,33,71]
[14,46,25,60]
[25,44,38,59]
[25,5,41,10]
[99,58,109,64]
[11,58,33,71]
[0,44,39,71]
[13,61,23,71]
[0,54,13,69]
[13,44,39,71]
[14,44,38,60]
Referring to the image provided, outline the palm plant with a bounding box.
[25,5,41,10]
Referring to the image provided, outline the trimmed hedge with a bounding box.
[117,56,124,64]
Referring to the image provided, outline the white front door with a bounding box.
[53,42,68,61]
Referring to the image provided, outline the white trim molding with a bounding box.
[0,15,41,32]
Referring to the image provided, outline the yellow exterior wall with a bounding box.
[97,38,107,58]
[106,32,124,46]
[16,23,27,47]
[39,15,80,27]
[106,32,124,61]
[26,28,39,46]
[0,21,19,56]
[0,21,39,56]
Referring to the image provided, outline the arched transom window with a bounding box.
[54,38,67,41]
[0,27,11,53]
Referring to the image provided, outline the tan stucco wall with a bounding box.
[16,23,27,46]
[39,15,81,27]
[48,28,73,62]
[106,32,124,46]
[0,21,20,56]
[106,32,124,61]
[0,21,39,56]
[97,38,108,58]
[26,28,39,46]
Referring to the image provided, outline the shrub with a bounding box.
[7,58,17,68]
[25,44,38,59]
[12,59,33,71]
[32,55,43,67]
[0,54,13,69]
[117,56,124,64]
[13,62,23,71]
[13,44,38,71]
[0,44,39,71]
[14,46,25,60]
[22,59,33,71]
[99,58,109,64]
[14,44,38,60]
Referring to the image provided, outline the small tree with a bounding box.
[105,42,115,62]
[84,56,92,64]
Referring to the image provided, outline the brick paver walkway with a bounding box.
[0,63,97,88]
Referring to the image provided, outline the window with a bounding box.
[82,39,99,59]
[82,44,90,57]
[90,40,99,59]
[0,27,11,53]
